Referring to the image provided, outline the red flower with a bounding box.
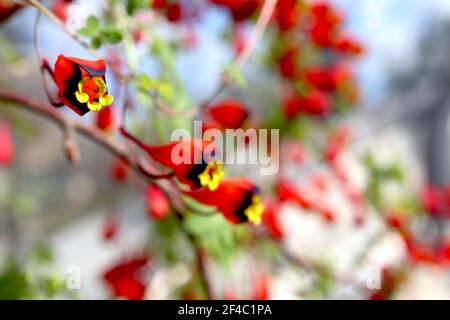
[274,0,298,31]
[184,178,264,224]
[54,55,113,115]
[166,3,182,22]
[421,184,446,216]
[205,98,249,129]
[0,121,14,166]
[146,183,170,220]
[211,0,260,22]
[276,178,312,209]
[283,90,332,119]
[436,241,450,265]
[121,128,223,191]
[251,275,270,300]
[52,0,72,22]
[96,105,116,131]
[103,255,149,300]
[263,199,283,240]
[151,0,166,9]
[334,34,365,56]
[277,48,298,79]
[309,2,342,48]
[110,157,129,183]
[304,67,337,92]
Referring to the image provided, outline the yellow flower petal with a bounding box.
[75,91,89,103]
[87,101,102,112]
[198,161,224,191]
[99,94,114,106]
[244,195,264,225]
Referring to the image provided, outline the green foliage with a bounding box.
[126,0,148,15]
[183,214,246,267]
[154,213,186,263]
[0,263,31,299]
[136,74,174,100]
[32,243,54,264]
[363,153,404,208]
[78,15,123,48]
[100,26,123,44]
[0,245,68,299]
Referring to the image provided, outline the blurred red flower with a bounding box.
[185,178,264,224]
[0,121,14,166]
[274,0,299,31]
[121,128,223,191]
[146,183,170,220]
[96,105,116,131]
[103,255,150,300]
[283,90,332,119]
[205,98,249,129]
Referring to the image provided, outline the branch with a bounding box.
[0,89,184,209]
[235,0,278,67]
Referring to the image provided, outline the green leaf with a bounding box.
[86,15,100,29]
[33,243,54,264]
[78,16,100,37]
[100,26,123,44]
[91,36,102,49]
[78,27,97,37]
[0,263,30,299]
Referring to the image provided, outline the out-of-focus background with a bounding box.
[1,0,450,299]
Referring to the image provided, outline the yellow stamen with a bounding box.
[198,161,224,191]
[75,91,89,103]
[87,101,102,112]
[244,195,264,225]
[75,76,114,112]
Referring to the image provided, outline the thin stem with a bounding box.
[25,0,126,78]
[200,0,278,108]
[235,0,278,67]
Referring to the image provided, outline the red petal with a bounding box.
[184,178,257,223]
[207,98,249,129]
[103,255,149,300]
[147,183,170,220]
[0,121,14,166]
[54,55,106,115]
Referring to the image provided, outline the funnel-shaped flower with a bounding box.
[146,183,170,220]
[185,178,264,225]
[54,55,113,115]
[121,128,223,191]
